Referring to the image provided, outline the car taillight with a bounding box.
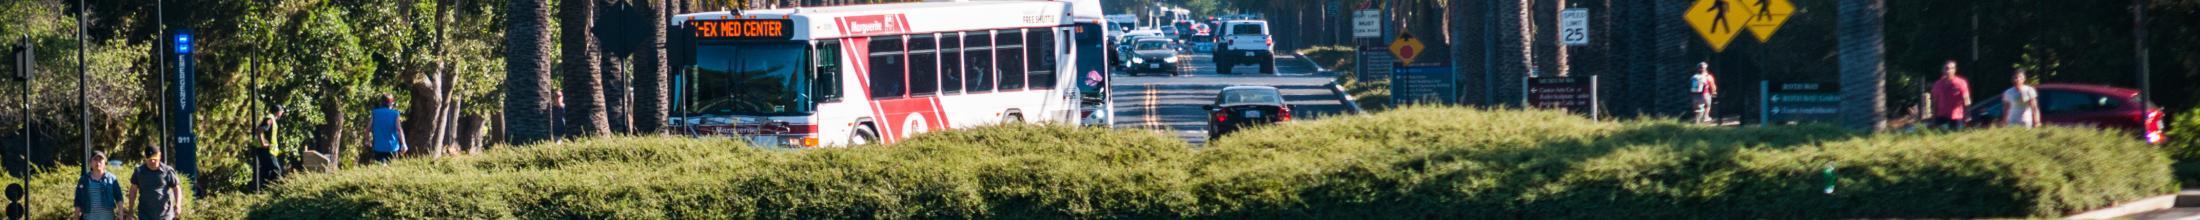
[1265,38,1274,46]
[1280,106,1292,121]
[2147,109,2163,144]
[1214,112,1228,122]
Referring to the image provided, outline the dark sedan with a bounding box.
[1965,84,2164,144]
[1124,39,1182,76]
[1205,86,1293,140]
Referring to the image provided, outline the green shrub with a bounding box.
[8,163,199,220]
[189,107,2166,218]
[2167,107,2200,160]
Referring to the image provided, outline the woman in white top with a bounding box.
[2002,70,2041,128]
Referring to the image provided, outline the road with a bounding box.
[1109,53,1356,145]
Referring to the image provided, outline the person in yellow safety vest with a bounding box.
[251,105,288,192]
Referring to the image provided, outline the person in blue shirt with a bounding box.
[74,150,121,220]
[371,94,408,164]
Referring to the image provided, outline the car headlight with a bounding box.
[1132,57,1145,63]
[1163,57,1180,63]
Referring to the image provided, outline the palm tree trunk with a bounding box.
[1838,0,1886,131]
[562,0,615,137]
[635,0,671,134]
[505,0,557,144]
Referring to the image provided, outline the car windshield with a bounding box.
[1220,88,1283,105]
[689,42,813,116]
[1135,41,1169,50]
[1231,24,1264,35]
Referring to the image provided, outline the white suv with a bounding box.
[1212,20,1275,74]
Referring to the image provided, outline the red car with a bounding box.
[1964,84,2165,144]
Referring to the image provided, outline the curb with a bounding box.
[2067,192,2185,219]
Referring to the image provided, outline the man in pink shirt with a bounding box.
[1929,60,1971,129]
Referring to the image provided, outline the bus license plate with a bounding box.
[1245,111,1262,117]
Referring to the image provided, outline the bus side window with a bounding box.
[941,33,963,94]
[869,36,906,99]
[910,34,940,96]
[1025,27,1056,89]
[964,31,994,93]
[997,29,1027,90]
[815,41,843,103]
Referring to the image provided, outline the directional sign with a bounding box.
[1743,0,1795,42]
[1560,8,1590,46]
[1389,33,1425,65]
[1352,10,1382,38]
[1683,0,1753,52]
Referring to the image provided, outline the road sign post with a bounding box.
[1743,0,1796,42]
[1527,76,1599,119]
[1560,9,1590,46]
[1685,0,1755,52]
[1388,33,1425,65]
[1352,10,1381,38]
[1391,64,1457,105]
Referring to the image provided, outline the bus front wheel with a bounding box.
[851,125,881,145]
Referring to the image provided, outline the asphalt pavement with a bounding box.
[1109,53,1353,145]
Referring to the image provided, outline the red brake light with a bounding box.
[1280,106,1292,121]
[1214,112,1227,122]
[2147,109,2163,144]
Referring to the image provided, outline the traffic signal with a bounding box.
[12,35,26,80]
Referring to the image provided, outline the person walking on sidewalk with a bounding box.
[2002,70,2042,128]
[370,95,409,164]
[1929,60,1972,129]
[129,146,182,220]
[1691,62,1720,124]
[251,105,287,192]
[73,151,120,220]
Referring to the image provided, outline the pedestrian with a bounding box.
[251,105,287,192]
[73,150,121,220]
[1929,60,1972,129]
[129,146,182,220]
[371,94,408,164]
[2002,69,2041,128]
[1691,62,1720,124]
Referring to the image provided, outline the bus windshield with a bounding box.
[689,42,812,116]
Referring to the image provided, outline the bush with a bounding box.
[197,107,2167,218]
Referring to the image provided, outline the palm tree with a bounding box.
[563,0,615,137]
[505,0,556,144]
[635,0,671,133]
[1837,0,1887,131]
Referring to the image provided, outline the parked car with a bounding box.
[1205,86,1293,140]
[1212,20,1275,74]
[1964,84,2165,144]
[1124,39,1183,76]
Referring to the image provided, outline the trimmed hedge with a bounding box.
[185,106,2166,218]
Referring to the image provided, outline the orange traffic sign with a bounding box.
[1743,0,1796,42]
[1684,0,1753,52]
[1390,33,1425,65]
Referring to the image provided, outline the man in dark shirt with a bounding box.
[130,146,182,220]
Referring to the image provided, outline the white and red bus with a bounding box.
[669,0,1109,147]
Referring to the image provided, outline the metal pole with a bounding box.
[77,0,89,171]
[2133,0,2150,109]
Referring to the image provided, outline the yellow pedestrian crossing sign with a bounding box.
[1684,0,1753,52]
[1744,0,1796,42]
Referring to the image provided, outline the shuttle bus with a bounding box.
[669,0,1104,147]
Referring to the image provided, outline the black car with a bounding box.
[1204,86,1293,140]
[1125,39,1182,76]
